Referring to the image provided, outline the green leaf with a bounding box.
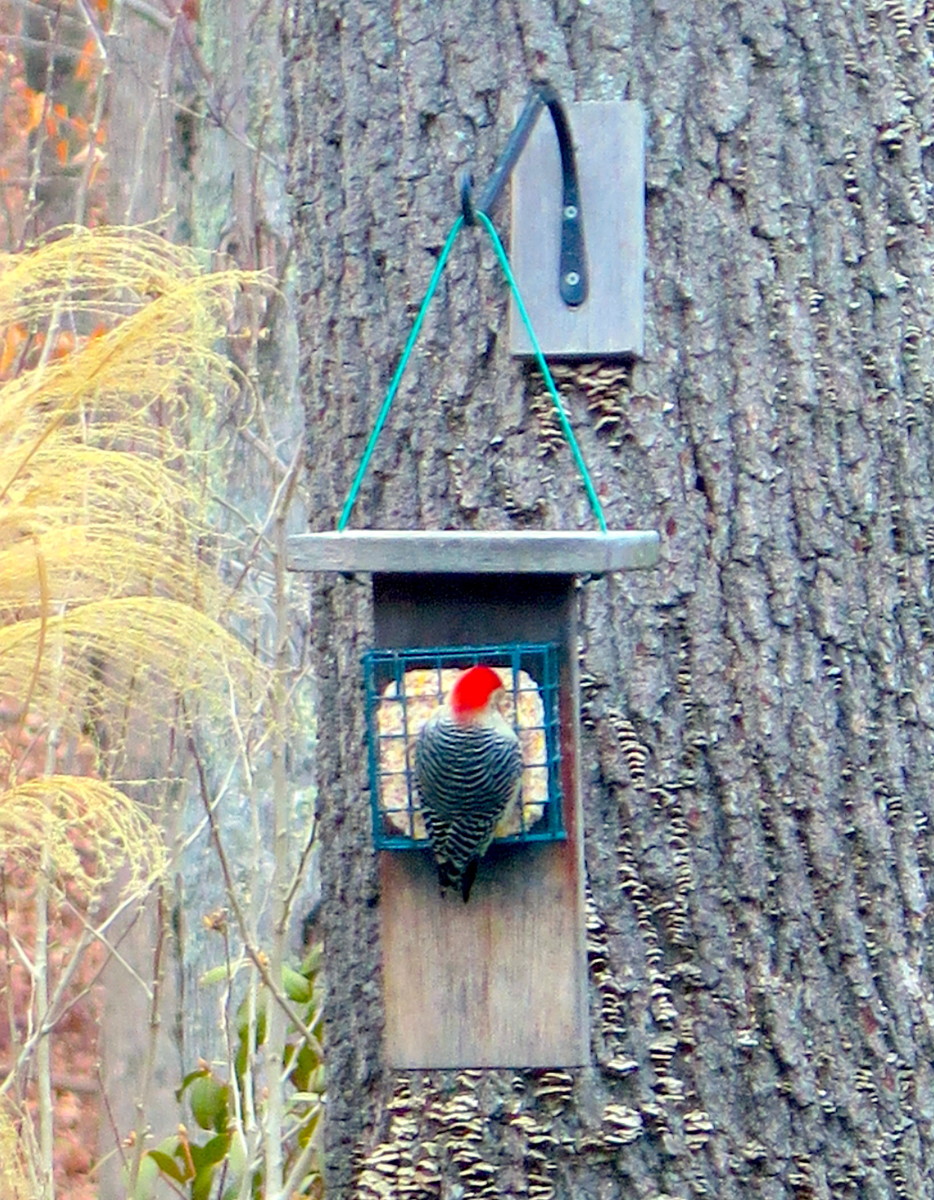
[288,1040,317,1090]
[236,993,267,1043]
[282,963,313,1003]
[177,1067,209,1101]
[146,1149,190,1184]
[199,1132,233,1167]
[192,1163,216,1200]
[201,963,232,986]
[301,942,322,977]
[188,1073,230,1132]
[226,1127,248,1179]
[131,1151,160,1200]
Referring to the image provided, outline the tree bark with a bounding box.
[285,1,934,1197]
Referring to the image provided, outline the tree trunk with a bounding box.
[284,2,934,1196]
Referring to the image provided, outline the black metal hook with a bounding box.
[460,172,477,226]
[459,82,587,308]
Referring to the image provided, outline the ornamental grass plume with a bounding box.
[0,227,264,906]
[0,226,272,1197]
[0,1099,33,1200]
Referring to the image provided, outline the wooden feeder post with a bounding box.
[289,530,658,1068]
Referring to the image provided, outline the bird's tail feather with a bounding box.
[437,857,480,903]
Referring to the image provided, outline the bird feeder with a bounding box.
[288,530,659,1068]
[363,640,565,851]
[289,81,655,1066]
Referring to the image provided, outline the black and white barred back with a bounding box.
[414,711,523,901]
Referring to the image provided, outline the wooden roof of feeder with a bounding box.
[288,529,660,575]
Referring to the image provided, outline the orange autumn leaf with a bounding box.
[56,139,69,165]
[53,103,69,120]
[50,330,77,360]
[75,38,97,83]
[0,324,27,375]
[22,89,46,134]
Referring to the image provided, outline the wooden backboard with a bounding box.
[373,572,589,1067]
[508,100,645,359]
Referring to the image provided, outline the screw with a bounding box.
[565,271,580,287]
[564,205,578,220]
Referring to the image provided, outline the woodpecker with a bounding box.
[414,665,523,902]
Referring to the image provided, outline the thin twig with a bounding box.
[72,0,108,224]
[229,442,304,593]
[64,895,155,998]
[188,737,322,1055]
[94,1070,129,1178]
[124,884,169,1194]
[117,0,174,31]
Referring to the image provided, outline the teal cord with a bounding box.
[475,211,607,533]
[337,217,464,531]
[336,210,608,533]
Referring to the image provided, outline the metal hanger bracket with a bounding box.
[460,83,645,360]
[460,82,587,308]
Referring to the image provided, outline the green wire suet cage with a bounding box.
[363,642,564,851]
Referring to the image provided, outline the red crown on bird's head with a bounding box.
[449,665,505,718]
